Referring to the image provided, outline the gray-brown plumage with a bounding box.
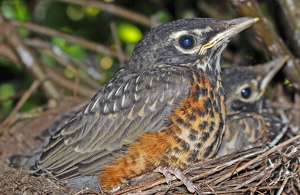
[217,56,288,156]
[11,57,285,170]
[9,17,258,192]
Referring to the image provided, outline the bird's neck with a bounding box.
[199,43,227,90]
[215,73,224,93]
[199,57,222,90]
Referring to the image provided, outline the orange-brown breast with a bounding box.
[98,69,226,190]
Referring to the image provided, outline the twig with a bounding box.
[277,0,300,58]
[1,80,41,128]
[295,178,300,192]
[110,21,126,67]
[290,180,299,195]
[211,135,300,185]
[0,42,20,64]
[202,186,281,194]
[0,90,26,104]
[235,158,282,190]
[291,93,300,130]
[269,114,290,147]
[41,49,101,90]
[23,38,104,81]
[56,0,152,27]
[238,171,265,190]
[73,75,79,100]
[10,20,125,59]
[44,66,98,98]
[0,13,59,98]
[138,186,281,195]
[197,1,227,19]
[75,188,101,195]
[276,175,289,195]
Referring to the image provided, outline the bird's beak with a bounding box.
[200,17,259,55]
[259,55,289,93]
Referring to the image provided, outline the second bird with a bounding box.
[217,56,287,156]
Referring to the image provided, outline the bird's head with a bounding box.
[223,56,288,114]
[126,17,259,80]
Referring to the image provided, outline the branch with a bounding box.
[277,0,300,58]
[41,49,101,90]
[45,66,98,98]
[1,80,41,128]
[229,0,300,90]
[10,20,129,60]
[56,0,153,27]
[0,42,20,64]
[211,135,300,185]
[24,38,105,85]
[0,14,59,98]
[110,21,126,67]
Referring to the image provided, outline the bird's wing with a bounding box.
[217,112,266,157]
[35,67,193,178]
[37,104,84,141]
[261,103,283,140]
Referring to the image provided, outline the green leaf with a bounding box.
[0,83,15,99]
[13,0,30,21]
[117,23,142,43]
[1,99,13,115]
[84,6,100,16]
[66,4,84,21]
[155,11,172,23]
[17,27,30,38]
[284,79,293,87]
[182,10,196,19]
[19,96,41,112]
[40,52,57,66]
[1,0,30,21]
[125,43,136,55]
[100,56,113,70]
[1,4,14,19]
[51,36,86,60]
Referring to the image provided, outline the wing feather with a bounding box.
[36,66,193,179]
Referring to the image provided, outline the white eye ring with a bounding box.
[236,80,259,102]
[169,30,203,54]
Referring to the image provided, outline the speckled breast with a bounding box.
[161,68,226,169]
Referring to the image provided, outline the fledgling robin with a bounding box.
[10,17,258,193]
[217,56,288,157]
[10,57,286,170]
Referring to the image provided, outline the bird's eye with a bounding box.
[241,87,251,98]
[179,35,196,49]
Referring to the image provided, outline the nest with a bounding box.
[0,167,75,195]
[1,140,299,195]
[1,131,299,194]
